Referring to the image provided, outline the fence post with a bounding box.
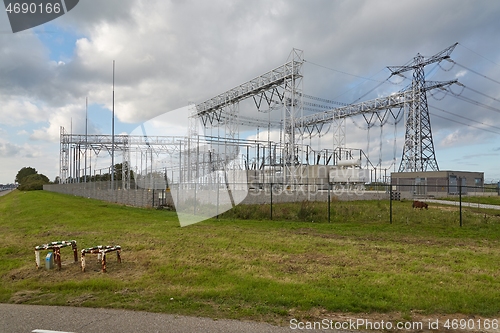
[194,183,197,215]
[459,179,462,227]
[216,176,220,219]
[390,187,393,224]
[270,183,273,220]
[328,183,331,223]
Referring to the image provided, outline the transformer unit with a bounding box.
[329,159,369,191]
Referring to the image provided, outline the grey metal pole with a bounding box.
[111,60,115,195]
[459,178,462,227]
[84,97,88,183]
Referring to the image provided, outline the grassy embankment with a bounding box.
[0,190,499,325]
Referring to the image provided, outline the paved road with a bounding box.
[0,304,358,333]
[421,198,500,210]
[0,189,12,197]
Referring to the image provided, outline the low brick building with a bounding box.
[391,170,484,197]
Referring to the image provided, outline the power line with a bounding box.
[304,59,385,83]
[450,60,500,86]
[350,79,388,104]
[429,111,500,135]
[464,86,500,104]
[458,42,500,67]
[429,105,500,131]
[449,92,500,115]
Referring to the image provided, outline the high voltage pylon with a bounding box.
[388,43,458,172]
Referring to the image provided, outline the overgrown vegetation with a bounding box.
[0,191,499,326]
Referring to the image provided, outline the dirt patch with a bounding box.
[10,290,40,304]
[66,293,95,305]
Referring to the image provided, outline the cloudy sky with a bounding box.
[1,0,500,184]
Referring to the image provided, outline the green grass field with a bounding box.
[0,190,499,325]
[438,195,500,206]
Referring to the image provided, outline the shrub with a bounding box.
[17,173,50,191]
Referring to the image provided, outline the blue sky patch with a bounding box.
[33,22,83,62]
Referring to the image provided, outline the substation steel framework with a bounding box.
[59,126,185,187]
[195,49,304,186]
[193,44,459,177]
[59,45,460,188]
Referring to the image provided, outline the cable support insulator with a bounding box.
[350,115,373,130]
[438,60,456,72]
[448,84,466,97]
[301,93,347,106]
[318,123,332,138]
[385,111,404,126]
[429,89,448,101]
[387,75,409,85]
[303,107,326,114]
[303,101,340,109]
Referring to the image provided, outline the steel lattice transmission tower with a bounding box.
[388,43,457,172]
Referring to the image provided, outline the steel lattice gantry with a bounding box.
[59,127,185,187]
[296,80,457,132]
[193,46,459,179]
[195,49,304,185]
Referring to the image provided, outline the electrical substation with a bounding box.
[56,43,488,201]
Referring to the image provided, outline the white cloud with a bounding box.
[455,70,468,78]
[439,129,482,148]
[29,103,87,142]
[0,98,46,126]
[0,141,19,157]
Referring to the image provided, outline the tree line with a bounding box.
[14,163,133,191]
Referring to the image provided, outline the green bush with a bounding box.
[17,173,50,191]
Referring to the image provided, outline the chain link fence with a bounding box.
[45,176,500,228]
